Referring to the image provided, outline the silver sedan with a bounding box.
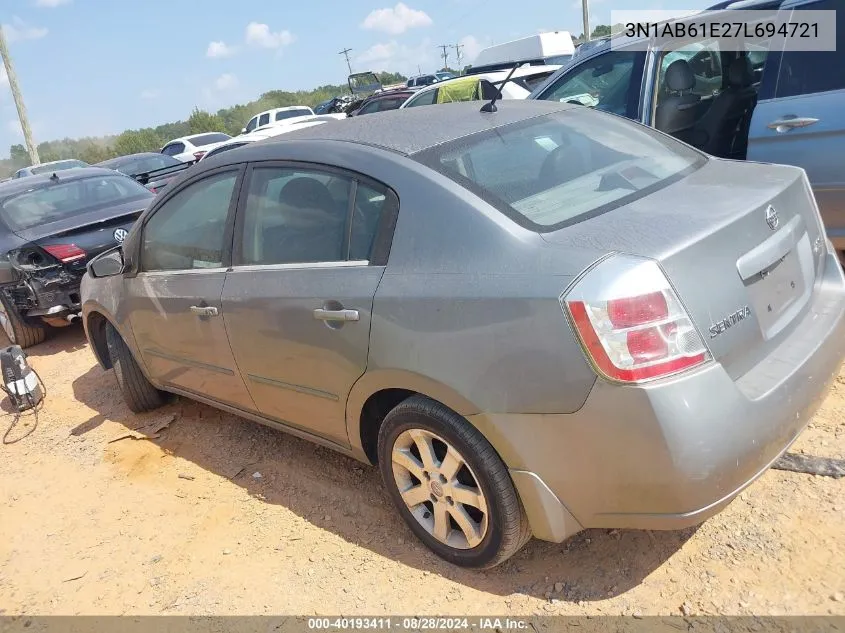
[81,100,845,568]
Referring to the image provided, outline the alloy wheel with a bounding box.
[391,428,488,549]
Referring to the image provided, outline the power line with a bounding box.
[437,44,450,70]
[338,47,353,75]
[0,26,39,165]
[452,43,464,71]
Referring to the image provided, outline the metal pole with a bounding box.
[0,25,39,165]
[582,0,591,42]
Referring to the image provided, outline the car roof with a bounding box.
[0,167,124,197]
[168,133,231,144]
[203,100,575,162]
[96,152,162,166]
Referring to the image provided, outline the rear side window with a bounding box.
[259,113,270,127]
[405,89,438,107]
[275,108,312,121]
[774,0,844,98]
[189,133,231,147]
[415,109,704,231]
[162,143,185,156]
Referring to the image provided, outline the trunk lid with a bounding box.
[542,159,827,379]
[14,199,147,269]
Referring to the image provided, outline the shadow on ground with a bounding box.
[70,356,694,602]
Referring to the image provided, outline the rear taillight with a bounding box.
[43,244,86,263]
[193,151,206,161]
[563,255,710,383]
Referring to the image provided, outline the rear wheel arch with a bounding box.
[348,370,482,465]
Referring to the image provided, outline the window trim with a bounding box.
[134,164,246,275]
[231,160,400,269]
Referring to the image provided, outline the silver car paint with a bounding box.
[82,102,845,544]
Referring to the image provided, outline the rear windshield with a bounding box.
[275,109,312,121]
[415,109,704,231]
[0,174,152,231]
[205,141,249,158]
[189,133,231,147]
[101,154,181,176]
[30,160,87,175]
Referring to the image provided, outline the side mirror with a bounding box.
[89,248,124,278]
[241,127,247,134]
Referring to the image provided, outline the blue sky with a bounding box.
[0,0,712,157]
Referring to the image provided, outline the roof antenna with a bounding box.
[49,172,59,182]
[480,61,525,113]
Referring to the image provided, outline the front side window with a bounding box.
[536,50,643,118]
[774,0,843,98]
[142,171,237,271]
[239,167,388,266]
[245,117,258,133]
[1,175,152,231]
[415,109,703,231]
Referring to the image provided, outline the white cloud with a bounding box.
[457,35,483,65]
[140,89,159,100]
[2,17,48,42]
[245,22,294,49]
[34,0,71,7]
[357,38,438,74]
[361,2,432,35]
[206,41,236,58]
[214,73,238,91]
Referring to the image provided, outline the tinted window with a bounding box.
[350,182,389,261]
[189,133,231,147]
[537,50,643,118]
[240,167,352,265]
[0,175,152,231]
[101,154,181,176]
[275,108,312,121]
[258,114,270,127]
[415,109,703,231]
[204,142,249,160]
[162,143,185,156]
[245,117,258,133]
[405,89,438,107]
[774,0,843,98]
[357,100,383,115]
[142,171,237,271]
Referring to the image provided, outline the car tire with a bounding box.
[105,323,167,413]
[0,293,46,349]
[377,394,531,568]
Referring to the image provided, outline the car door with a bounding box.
[746,0,845,257]
[531,48,647,120]
[124,165,256,411]
[222,163,398,446]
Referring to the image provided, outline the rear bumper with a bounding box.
[470,251,845,542]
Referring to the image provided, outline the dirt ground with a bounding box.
[0,325,843,616]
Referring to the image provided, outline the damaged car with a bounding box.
[0,168,154,347]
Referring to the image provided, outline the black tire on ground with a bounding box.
[105,322,167,413]
[0,293,46,349]
[377,394,532,569]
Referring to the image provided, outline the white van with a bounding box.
[242,106,315,134]
[468,31,575,75]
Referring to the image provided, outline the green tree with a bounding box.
[187,108,226,135]
[114,128,163,156]
[591,24,611,38]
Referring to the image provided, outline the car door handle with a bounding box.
[190,305,219,317]
[313,308,359,322]
[767,117,819,132]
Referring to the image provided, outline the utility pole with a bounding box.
[437,44,450,70]
[581,0,591,42]
[0,25,39,165]
[338,47,353,75]
[452,43,464,72]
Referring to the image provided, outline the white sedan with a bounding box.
[400,65,561,109]
[198,116,339,162]
[160,132,232,163]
